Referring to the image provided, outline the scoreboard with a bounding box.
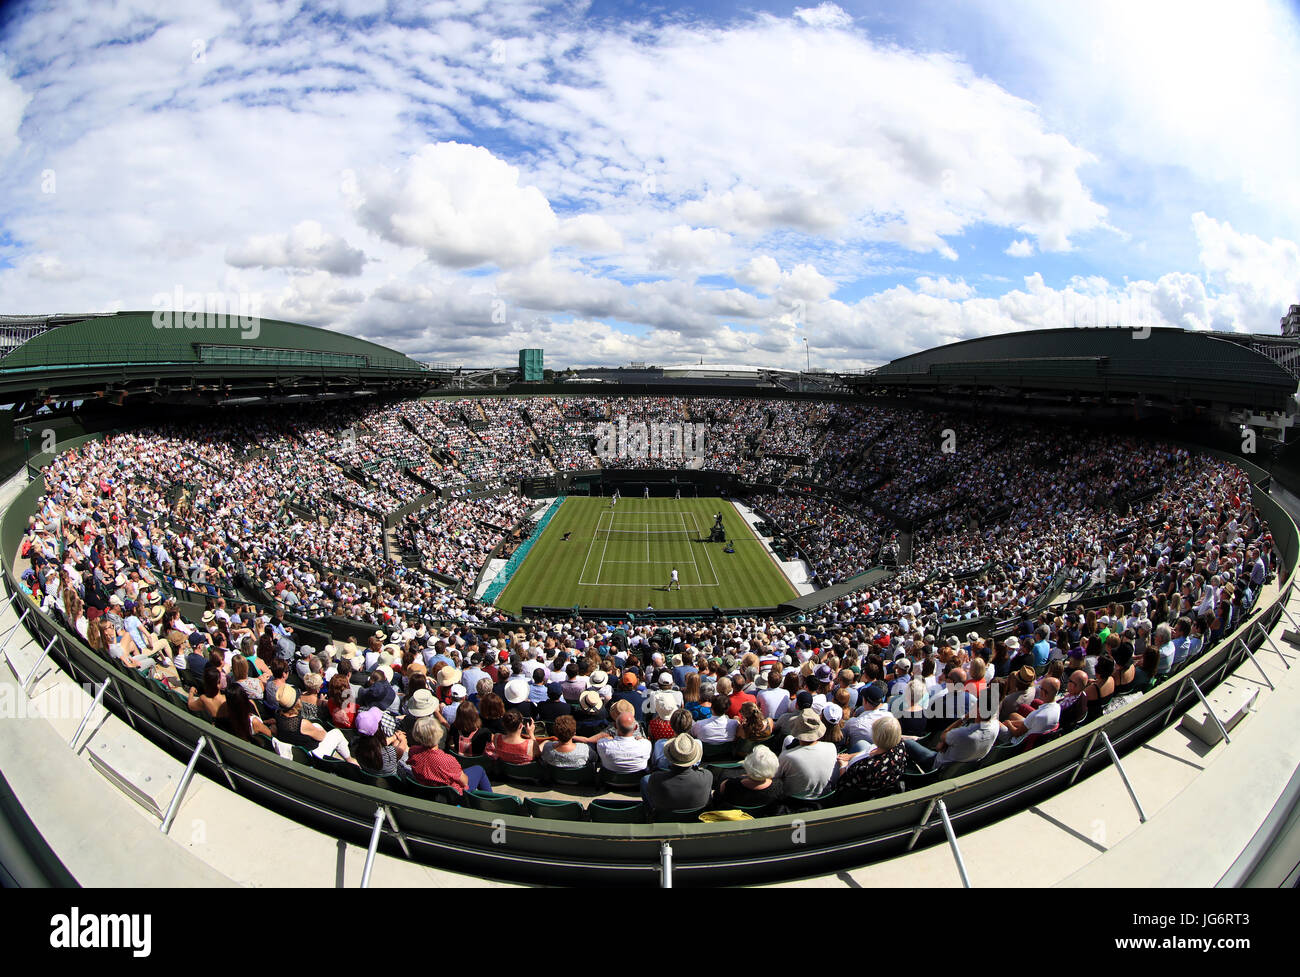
[521,475,560,496]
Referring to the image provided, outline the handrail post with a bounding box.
[935,800,971,888]
[1163,677,1187,728]
[1253,622,1292,671]
[1099,731,1147,823]
[383,804,411,859]
[360,806,386,888]
[69,677,110,748]
[1068,730,1100,786]
[1237,637,1275,691]
[205,735,238,792]
[1187,676,1232,745]
[20,634,58,693]
[906,797,937,851]
[660,840,673,888]
[160,735,207,835]
[0,606,31,654]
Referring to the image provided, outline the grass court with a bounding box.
[494,495,798,614]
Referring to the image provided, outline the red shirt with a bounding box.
[408,747,467,793]
[727,691,757,718]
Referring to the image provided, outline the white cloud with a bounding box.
[1005,238,1035,257]
[736,255,837,303]
[0,61,30,158]
[915,275,974,300]
[557,213,623,254]
[794,4,853,29]
[353,142,559,268]
[226,220,367,276]
[649,225,732,272]
[1193,211,1300,331]
[976,1,1300,222]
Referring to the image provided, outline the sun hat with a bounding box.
[589,670,609,688]
[578,689,603,711]
[665,733,703,767]
[449,684,467,700]
[504,678,530,704]
[356,707,383,737]
[654,696,678,721]
[405,688,438,717]
[789,708,826,743]
[438,667,462,687]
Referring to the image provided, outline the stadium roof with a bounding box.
[860,327,1300,416]
[0,310,429,407]
[0,310,424,373]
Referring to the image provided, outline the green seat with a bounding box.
[546,763,597,789]
[598,766,647,792]
[787,788,836,811]
[733,802,778,818]
[291,746,315,766]
[450,752,496,777]
[701,741,737,762]
[464,790,524,815]
[935,759,983,781]
[250,732,276,752]
[358,771,403,792]
[499,760,547,786]
[397,770,461,804]
[587,799,646,823]
[525,797,587,821]
[312,755,363,782]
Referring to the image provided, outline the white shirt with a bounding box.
[597,734,651,772]
[692,714,738,743]
[845,706,889,745]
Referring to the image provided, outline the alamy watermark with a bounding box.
[150,286,262,340]
[594,415,706,464]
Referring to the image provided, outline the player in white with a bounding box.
[674,487,681,501]
[644,486,650,500]
[610,488,619,508]
[669,567,680,591]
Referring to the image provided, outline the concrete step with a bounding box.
[1179,680,1259,746]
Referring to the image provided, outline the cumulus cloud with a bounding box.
[353,142,559,268]
[794,4,854,29]
[0,63,27,159]
[1193,211,1300,330]
[0,3,1295,371]
[649,225,732,272]
[226,220,367,276]
[915,275,974,300]
[557,214,623,254]
[737,255,836,301]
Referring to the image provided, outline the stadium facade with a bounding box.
[1,312,1299,887]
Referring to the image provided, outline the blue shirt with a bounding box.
[1032,640,1051,669]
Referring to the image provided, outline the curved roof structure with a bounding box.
[0,310,424,372]
[0,310,428,406]
[864,327,1300,415]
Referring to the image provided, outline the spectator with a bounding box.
[641,734,711,817]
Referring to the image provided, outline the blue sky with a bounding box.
[0,0,1298,369]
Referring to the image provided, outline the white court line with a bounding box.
[594,512,614,586]
[578,509,606,586]
[689,510,721,586]
[675,510,705,586]
[645,524,650,564]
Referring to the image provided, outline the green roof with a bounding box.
[1,311,425,373]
